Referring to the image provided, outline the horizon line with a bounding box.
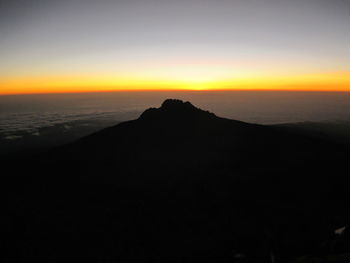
[2,88,350,96]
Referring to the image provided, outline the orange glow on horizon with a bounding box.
[1,72,350,95]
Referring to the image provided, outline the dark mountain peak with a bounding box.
[139,99,216,121]
[161,99,195,110]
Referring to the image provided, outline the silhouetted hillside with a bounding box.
[2,99,350,263]
[274,121,350,145]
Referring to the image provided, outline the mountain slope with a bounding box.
[2,99,349,263]
[53,99,344,165]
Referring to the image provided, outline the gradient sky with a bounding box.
[1,0,350,94]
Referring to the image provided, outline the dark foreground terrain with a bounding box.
[1,99,350,263]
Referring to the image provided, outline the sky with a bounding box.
[0,0,350,94]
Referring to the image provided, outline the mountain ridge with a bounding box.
[2,99,350,263]
[60,99,343,163]
[139,99,217,120]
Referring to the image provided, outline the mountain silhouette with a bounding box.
[2,99,350,263]
[139,99,216,120]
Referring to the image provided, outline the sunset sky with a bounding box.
[1,0,350,94]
